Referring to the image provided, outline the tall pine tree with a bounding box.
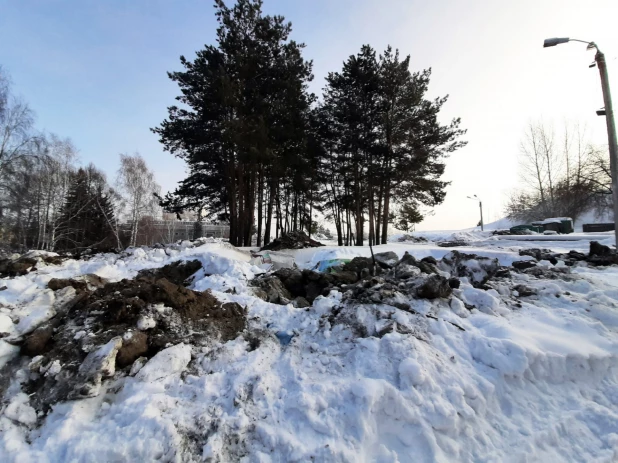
[319,45,466,245]
[56,167,116,252]
[153,0,314,246]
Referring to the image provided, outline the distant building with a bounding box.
[150,221,229,241]
[123,219,229,245]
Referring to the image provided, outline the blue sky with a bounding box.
[1,0,617,229]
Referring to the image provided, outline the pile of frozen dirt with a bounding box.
[0,259,246,416]
[260,230,323,251]
[1,236,618,462]
[0,251,67,278]
[396,234,428,243]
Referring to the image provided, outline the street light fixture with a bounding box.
[467,195,484,231]
[543,37,618,246]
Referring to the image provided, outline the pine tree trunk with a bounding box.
[368,174,375,246]
[264,177,275,245]
[257,168,263,247]
[375,181,383,245]
[276,185,282,239]
[237,164,245,248]
[245,167,256,246]
[309,187,313,238]
[355,163,363,246]
[226,151,238,246]
[381,184,390,245]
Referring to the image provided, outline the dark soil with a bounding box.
[0,254,69,278]
[15,259,247,415]
[260,231,323,251]
[136,259,203,286]
[437,240,470,247]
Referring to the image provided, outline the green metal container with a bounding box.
[560,219,574,234]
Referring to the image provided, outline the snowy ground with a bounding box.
[1,232,618,462]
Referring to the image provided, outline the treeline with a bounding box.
[154,0,466,247]
[0,67,161,253]
[506,122,613,223]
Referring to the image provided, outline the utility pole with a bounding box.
[595,49,618,247]
[478,200,484,231]
[544,38,618,246]
[467,195,484,231]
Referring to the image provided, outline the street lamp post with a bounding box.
[544,37,618,247]
[467,195,484,231]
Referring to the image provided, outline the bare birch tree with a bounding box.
[0,68,38,234]
[508,121,612,223]
[116,153,161,247]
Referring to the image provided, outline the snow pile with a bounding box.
[1,237,618,461]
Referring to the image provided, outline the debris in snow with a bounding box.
[1,234,618,462]
[117,331,148,368]
[275,331,294,346]
[2,258,247,414]
[44,359,62,377]
[512,260,537,271]
[21,324,54,357]
[396,234,428,243]
[0,253,67,278]
[491,229,513,236]
[416,274,453,299]
[252,267,358,305]
[136,259,203,286]
[15,286,77,336]
[588,240,618,266]
[513,243,618,268]
[128,356,147,376]
[260,230,323,251]
[439,250,500,287]
[70,336,123,399]
[437,240,470,247]
[513,284,537,297]
[373,251,399,268]
[0,257,37,277]
[519,248,559,264]
[48,273,108,292]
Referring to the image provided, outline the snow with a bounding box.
[0,341,19,369]
[135,344,191,382]
[533,216,572,225]
[1,235,618,461]
[4,394,37,427]
[136,315,156,331]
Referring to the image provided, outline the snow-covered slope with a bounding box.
[1,237,618,462]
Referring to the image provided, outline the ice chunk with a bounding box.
[136,343,191,382]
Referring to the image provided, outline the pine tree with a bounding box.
[318,45,466,245]
[153,0,313,246]
[56,167,116,252]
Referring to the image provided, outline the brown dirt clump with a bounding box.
[21,324,55,357]
[260,231,323,251]
[0,257,37,277]
[48,274,108,292]
[116,332,149,368]
[14,259,246,415]
[136,259,203,286]
[0,253,69,278]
